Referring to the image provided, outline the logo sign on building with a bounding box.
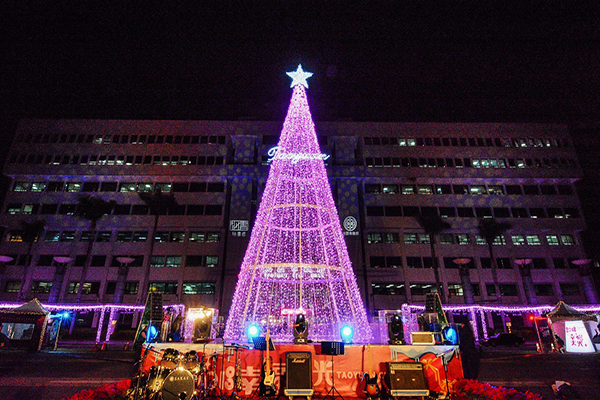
[343,216,359,236]
[565,320,595,353]
[230,220,249,237]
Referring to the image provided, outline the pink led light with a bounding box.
[224,76,372,342]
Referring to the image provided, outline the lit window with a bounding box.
[382,184,398,194]
[169,232,185,242]
[470,185,486,195]
[417,185,433,195]
[183,282,215,295]
[448,284,463,297]
[44,231,60,242]
[546,235,560,245]
[385,233,400,244]
[189,232,206,242]
[403,233,417,244]
[66,183,82,192]
[31,281,52,294]
[560,235,576,246]
[31,182,47,192]
[367,233,383,244]
[526,235,541,245]
[401,185,415,195]
[418,234,431,244]
[206,232,221,242]
[4,281,20,293]
[165,256,182,268]
[13,182,31,192]
[511,235,526,246]
[133,231,148,242]
[205,256,219,268]
[456,234,470,245]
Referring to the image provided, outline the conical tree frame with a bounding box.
[224,82,372,342]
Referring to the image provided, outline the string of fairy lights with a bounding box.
[224,66,372,342]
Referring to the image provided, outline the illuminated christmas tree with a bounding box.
[224,65,372,342]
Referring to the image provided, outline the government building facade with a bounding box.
[0,119,595,329]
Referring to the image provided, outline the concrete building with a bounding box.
[0,119,595,330]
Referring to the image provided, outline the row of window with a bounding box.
[365,183,574,196]
[363,136,569,148]
[367,232,576,246]
[6,203,223,216]
[5,280,216,295]
[1,253,218,268]
[365,156,577,169]
[20,133,226,145]
[7,229,221,244]
[8,153,225,167]
[368,256,579,270]
[12,180,226,193]
[365,205,580,219]
[371,282,581,297]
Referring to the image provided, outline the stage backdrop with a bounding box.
[144,343,463,397]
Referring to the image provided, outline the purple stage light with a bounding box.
[224,66,372,342]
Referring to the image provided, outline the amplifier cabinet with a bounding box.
[285,352,313,398]
[386,362,429,398]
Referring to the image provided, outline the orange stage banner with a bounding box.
[143,343,463,397]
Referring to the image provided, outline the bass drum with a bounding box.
[146,365,171,394]
[160,368,196,400]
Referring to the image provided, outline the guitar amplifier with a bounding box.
[410,331,436,345]
[285,352,313,397]
[386,362,429,397]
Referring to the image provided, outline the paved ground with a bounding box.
[478,344,600,399]
[1,341,599,399]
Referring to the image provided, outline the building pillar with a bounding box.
[516,259,538,305]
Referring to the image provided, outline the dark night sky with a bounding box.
[2,1,600,124]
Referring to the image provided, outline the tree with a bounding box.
[16,219,46,301]
[136,189,177,302]
[71,195,115,302]
[477,218,512,302]
[416,214,451,303]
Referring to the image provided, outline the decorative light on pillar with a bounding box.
[224,65,372,342]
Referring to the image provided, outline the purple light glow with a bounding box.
[224,71,372,342]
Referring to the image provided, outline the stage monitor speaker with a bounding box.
[285,352,314,397]
[410,331,436,345]
[193,317,211,341]
[386,362,429,397]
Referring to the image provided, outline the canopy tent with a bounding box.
[544,301,597,322]
[544,301,599,353]
[0,299,49,351]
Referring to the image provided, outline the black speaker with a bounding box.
[285,352,313,397]
[386,362,429,397]
[149,292,163,321]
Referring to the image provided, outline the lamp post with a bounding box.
[571,259,599,303]
[515,258,537,305]
[453,258,475,304]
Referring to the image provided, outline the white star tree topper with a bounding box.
[287,64,313,88]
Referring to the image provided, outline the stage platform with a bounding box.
[142,342,463,398]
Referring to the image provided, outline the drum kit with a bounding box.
[128,344,246,400]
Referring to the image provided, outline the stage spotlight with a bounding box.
[293,313,309,344]
[147,325,159,343]
[193,315,212,343]
[388,314,404,345]
[247,324,260,341]
[442,325,459,345]
[340,325,354,343]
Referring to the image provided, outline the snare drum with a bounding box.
[160,348,181,369]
